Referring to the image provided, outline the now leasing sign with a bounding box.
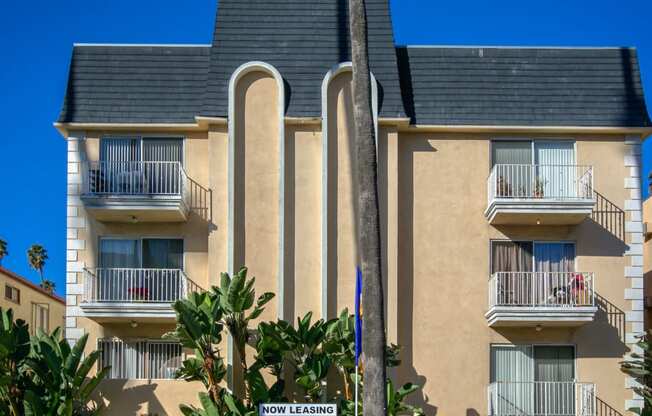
[259,404,337,416]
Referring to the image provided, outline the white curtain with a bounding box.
[491,345,534,415]
[143,139,183,194]
[535,142,576,198]
[100,137,140,162]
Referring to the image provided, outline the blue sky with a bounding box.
[0,0,651,296]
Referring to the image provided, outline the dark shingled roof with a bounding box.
[58,45,210,123]
[201,0,405,119]
[397,46,652,127]
[57,1,651,128]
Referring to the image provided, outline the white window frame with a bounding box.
[100,135,186,167]
[97,236,185,270]
[490,138,577,167]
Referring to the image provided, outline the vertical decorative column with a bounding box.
[624,135,645,411]
[65,131,86,346]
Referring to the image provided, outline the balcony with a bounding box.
[486,272,597,327]
[488,382,596,416]
[81,268,202,322]
[80,161,191,222]
[485,164,595,225]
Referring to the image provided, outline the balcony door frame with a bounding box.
[490,343,578,415]
[490,138,577,167]
[97,236,185,271]
[490,343,578,381]
[489,239,577,274]
[100,135,186,166]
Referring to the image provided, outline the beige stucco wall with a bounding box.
[64,73,640,414]
[392,133,631,414]
[0,268,65,333]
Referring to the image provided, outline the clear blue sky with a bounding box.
[0,0,651,296]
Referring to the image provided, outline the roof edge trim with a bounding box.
[397,123,652,138]
[73,43,211,47]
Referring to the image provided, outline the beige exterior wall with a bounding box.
[63,66,644,414]
[0,267,66,334]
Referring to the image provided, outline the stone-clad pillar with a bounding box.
[624,135,645,411]
[65,131,86,346]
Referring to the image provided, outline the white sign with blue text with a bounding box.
[259,404,337,416]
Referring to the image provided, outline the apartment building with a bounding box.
[0,266,65,334]
[56,1,652,414]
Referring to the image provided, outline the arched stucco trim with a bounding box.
[227,61,286,386]
[320,62,379,319]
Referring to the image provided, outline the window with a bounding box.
[32,303,49,333]
[5,284,20,304]
[490,241,587,306]
[99,238,183,269]
[95,238,184,302]
[491,140,581,199]
[93,136,184,194]
[98,339,183,379]
[490,345,576,416]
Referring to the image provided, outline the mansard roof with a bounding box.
[57,2,651,128]
[397,45,651,127]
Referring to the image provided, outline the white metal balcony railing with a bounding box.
[98,338,184,380]
[82,268,202,304]
[488,272,595,309]
[82,161,190,200]
[488,382,596,416]
[487,164,594,204]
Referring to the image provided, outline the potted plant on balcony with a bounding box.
[533,177,547,198]
[497,176,512,197]
[128,287,149,301]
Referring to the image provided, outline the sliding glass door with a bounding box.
[491,241,576,306]
[97,238,183,302]
[535,142,576,198]
[97,137,183,194]
[490,345,576,416]
[142,138,183,194]
[491,140,576,199]
[534,346,575,415]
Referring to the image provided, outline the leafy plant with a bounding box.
[171,268,425,416]
[496,176,512,197]
[386,379,425,416]
[41,279,56,294]
[0,308,31,416]
[213,267,275,405]
[257,312,334,402]
[164,291,226,405]
[0,308,108,416]
[323,309,356,400]
[27,244,48,287]
[533,177,547,198]
[24,330,110,415]
[0,238,8,266]
[621,331,652,415]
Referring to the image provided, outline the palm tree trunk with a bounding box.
[348,0,387,414]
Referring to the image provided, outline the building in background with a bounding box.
[0,266,65,334]
[55,0,652,414]
[644,187,652,329]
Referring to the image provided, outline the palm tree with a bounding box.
[0,238,7,266]
[348,0,387,414]
[27,244,49,287]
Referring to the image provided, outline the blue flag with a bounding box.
[355,267,362,367]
